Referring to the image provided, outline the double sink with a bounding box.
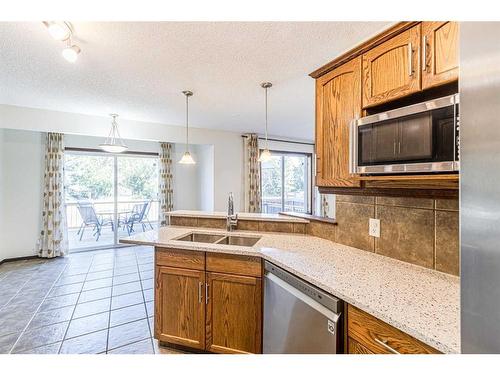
[174,232,261,247]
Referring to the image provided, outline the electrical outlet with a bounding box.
[369,218,380,238]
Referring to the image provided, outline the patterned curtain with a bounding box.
[159,142,174,226]
[38,133,68,258]
[246,134,261,212]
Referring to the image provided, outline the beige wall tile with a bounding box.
[237,220,259,231]
[336,194,375,205]
[335,202,375,251]
[170,216,198,227]
[435,211,459,276]
[258,221,294,233]
[435,199,459,211]
[293,223,306,234]
[197,218,226,229]
[306,221,336,242]
[376,196,434,209]
[375,206,435,268]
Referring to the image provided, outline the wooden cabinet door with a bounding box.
[155,266,205,350]
[206,272,262,354]
[315,57,362,187]
[362,25,421,107]
[422,21,459,89]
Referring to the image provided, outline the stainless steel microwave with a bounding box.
[349,94,459,175]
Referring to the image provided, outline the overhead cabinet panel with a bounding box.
[362,25,421,108]
[422,21,459,89]
[315,57,362,187]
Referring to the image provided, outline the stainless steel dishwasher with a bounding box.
[263,261,343,354]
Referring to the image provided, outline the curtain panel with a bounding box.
[245,134,261,213]
[159,142,174,226]
[38,132,68,258]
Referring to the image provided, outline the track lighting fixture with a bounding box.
[43,21,81,63]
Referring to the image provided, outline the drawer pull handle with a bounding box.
[374,337,401,354]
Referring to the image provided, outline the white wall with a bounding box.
[0,104,244,212]
[197,144,215,211]
[0,129,44,260]
[0,129,4,261]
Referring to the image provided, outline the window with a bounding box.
[64,150,159,251]
[260,152,312,214]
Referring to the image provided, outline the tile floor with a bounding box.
[0,246,184,354]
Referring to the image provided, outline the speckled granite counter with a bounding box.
[121,226,460,354]
[167,210,309,223]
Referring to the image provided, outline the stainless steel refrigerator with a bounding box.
[461,22,500,353]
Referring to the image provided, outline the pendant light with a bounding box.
[99,114,128,153]
[179,90,196,164]
[258,82,272,162]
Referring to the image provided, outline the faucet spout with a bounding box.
[226,192,237,231]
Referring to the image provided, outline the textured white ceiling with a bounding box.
[0,22,391,140]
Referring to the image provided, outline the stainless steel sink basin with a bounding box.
[175,233,225,243]
[174,232,261,247]
[215,235,261,247]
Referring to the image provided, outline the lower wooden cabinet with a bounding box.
[347,304,439,354]
[155,248,263,354]
[348,338,375,354]
[155,266,206,350]
[206,272,262,354]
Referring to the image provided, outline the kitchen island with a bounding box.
[121,223,459,354]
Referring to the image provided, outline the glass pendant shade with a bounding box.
[258,148,272,162]
[179,151,196,164]
[179,90,196,164]
[99,114,128,153]
[259,82,273,163]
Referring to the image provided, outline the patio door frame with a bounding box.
[65,147,159,252]
[259,150,313,214]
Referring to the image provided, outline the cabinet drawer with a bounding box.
[206,252,262,277]
[347,305,439,354]
[156,247,205,270]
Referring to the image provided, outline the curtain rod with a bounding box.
[241,134,314,146]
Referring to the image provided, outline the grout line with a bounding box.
[7,259,72,354]
[57,254,96,354]
[105,250,117,354]
[133,246,155,354]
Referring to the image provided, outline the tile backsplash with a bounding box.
[333,194,459,276]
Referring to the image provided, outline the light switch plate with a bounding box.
[369,218,380,238]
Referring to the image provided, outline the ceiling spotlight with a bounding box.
[44,21,71,41]
[62,44,81,63]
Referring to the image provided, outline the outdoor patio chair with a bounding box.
[76,200,114,241]
[123,201,150,235]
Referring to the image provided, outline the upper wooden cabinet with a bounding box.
[315,56,362,187]
[362,25,421,108]
[422,21,459,89]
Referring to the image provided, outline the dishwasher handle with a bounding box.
[265,272,341,324]
[264,261,342,314]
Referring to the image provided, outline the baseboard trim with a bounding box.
[0,255,38,265]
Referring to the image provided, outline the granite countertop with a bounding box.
[121,226,460,354]
[167,210,310,223]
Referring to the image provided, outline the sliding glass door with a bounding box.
[261,152,311,214]
[64,151,159,251]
